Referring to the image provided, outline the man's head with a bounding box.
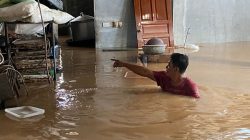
[166,53,189,74]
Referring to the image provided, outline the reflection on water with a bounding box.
[0,41,250,140]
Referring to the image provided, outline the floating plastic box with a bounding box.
[5,106,45,118]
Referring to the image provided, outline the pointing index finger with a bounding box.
[110,58,118,61]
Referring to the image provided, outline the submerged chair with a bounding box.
[0,65,28,109]
[0,53,3,65]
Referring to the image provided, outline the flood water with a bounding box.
[1,40,250,140]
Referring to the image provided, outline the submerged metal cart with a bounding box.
[3,21,57,82]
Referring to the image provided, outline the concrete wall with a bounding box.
[94,0,137,48]
[62,0,250,48]
[173,0,250,45]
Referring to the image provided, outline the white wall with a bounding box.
[174,0,250,45]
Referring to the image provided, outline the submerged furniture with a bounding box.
[3,21,57,81]
[0,52,3,65]
[0,0,74,82]
[0,65,28,108]
[0,66,15,108]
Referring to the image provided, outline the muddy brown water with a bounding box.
[1,41,250,140]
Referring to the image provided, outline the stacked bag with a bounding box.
[0,0,62,9]
[0,0,37,22]
[0,0,73,24]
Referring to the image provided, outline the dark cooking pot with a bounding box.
[69,13,95,41]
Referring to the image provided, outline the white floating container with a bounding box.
[5,106,45,118]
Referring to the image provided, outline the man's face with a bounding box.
[166,61,178,74]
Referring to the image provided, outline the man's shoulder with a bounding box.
[183,77,200,98]
[184,77,195,83]
[183,77,198,89]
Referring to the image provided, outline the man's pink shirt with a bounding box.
[153,71,200,98]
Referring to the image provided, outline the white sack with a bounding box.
[14,23,48,34]
[0,0,37,22]
[22,2,74,24]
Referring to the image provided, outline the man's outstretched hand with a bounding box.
[111,59,123,67]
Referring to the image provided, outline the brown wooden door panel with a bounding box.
[155,0,168,21]
[134,0,173,48]
[142,24,169,34]
[143,33,170,38]
[141,21,171,24]
[140,0,153,21]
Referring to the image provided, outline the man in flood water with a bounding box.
[111,53,200,98]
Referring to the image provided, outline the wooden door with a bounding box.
[134,0,174,48]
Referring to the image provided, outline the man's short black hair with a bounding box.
[170,53,189,74]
